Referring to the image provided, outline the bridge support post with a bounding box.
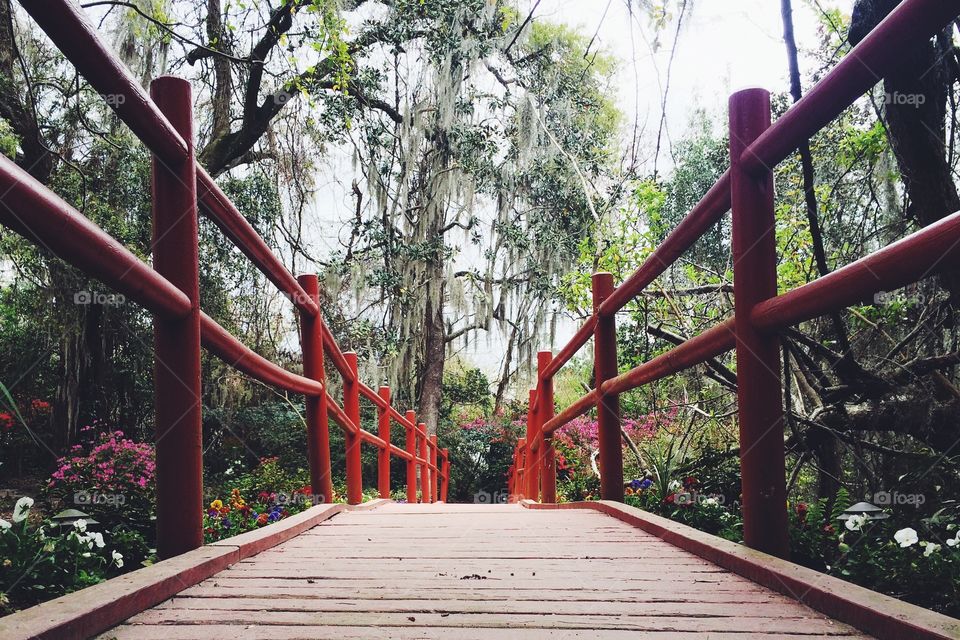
[377,386,391,499]
[419,423,430,503]
[729,88,789,559]
[538,351,557,503]
[525,389,540,501]
[441,448,450,502]
[516,437,526,501]
[297,274,334,504]
[430,434,439,502]
[344,352,363,505]
[593,272,623,502]
[150,77,202,559]
[405,410,418,503]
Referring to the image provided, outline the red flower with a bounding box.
[0,412,14,431]
[256,513,269,526]
[795,502,808,522]
[30,399,51,414]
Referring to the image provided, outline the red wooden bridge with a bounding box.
[2,0,960,638]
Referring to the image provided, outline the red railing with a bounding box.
[510,0,960,559]
[6,0,449,559]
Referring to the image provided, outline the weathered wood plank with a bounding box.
[97,503,876,639]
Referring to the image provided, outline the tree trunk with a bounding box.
[418,271,446,435]
[851,0,960,300]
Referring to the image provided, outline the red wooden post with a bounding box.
[418,423,429,503]
[729,88,789,558]
[430,434,439,502]
[377,386,391,499]
[343,352,363,505]
[405,410,417,503]
[538,351,557,503]
[593,272,624,502]
[525,389,540,501]
[516,437,526,500]
[297,274,334,504]
[507,464,515,502]
[441,447,450,502]
[150,77,202,559]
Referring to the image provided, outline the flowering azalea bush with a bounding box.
[0,496,127,614]
[44,426,156,533]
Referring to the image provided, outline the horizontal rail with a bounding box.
[196,170,317,318]
[20,0,187,164]
[742,0,960,176]
[753,210,960,332]
[540,316,597,380]
[0,155,191,319]
[18,0,358,382]
[598,171,732,317]
[542,389,600,435]
[200,313,323,396]
[602,318,737,396]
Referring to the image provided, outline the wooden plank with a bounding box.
[94,502,879,639]
[122,608,863,633]
[100,624,865,640]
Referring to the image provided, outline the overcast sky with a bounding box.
[309,0,855,385]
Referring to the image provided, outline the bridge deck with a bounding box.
[100,503,869,639]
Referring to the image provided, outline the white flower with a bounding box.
[89,532,105,549]
[0,518,10,532]
[111,550,123,568]
[923,542,941,557]
[73,519,87,532]
[845,514,868,532]
[12,497,33,523]
[946,531,960,547]
[894,527,919,548]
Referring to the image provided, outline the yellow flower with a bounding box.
[210,499,223,510]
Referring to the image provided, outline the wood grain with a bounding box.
[100,503,870,639]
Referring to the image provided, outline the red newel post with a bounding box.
[405,410,417,503]
[418,423,429,503]
[441,447,450,502]
[430,434,439,502]
[729,88,789,558]
[343,352,363,505]
[297,274,334,504]
[593,272,624,502]
[538,351,557,503]
[516,437,526,500]
[150,77,202,559]
[525,389,540,501]
[377,386,391,499]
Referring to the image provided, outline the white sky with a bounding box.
[308,0,855,388]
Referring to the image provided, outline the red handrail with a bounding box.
[517,0,960,561]
[7,0,449,557]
